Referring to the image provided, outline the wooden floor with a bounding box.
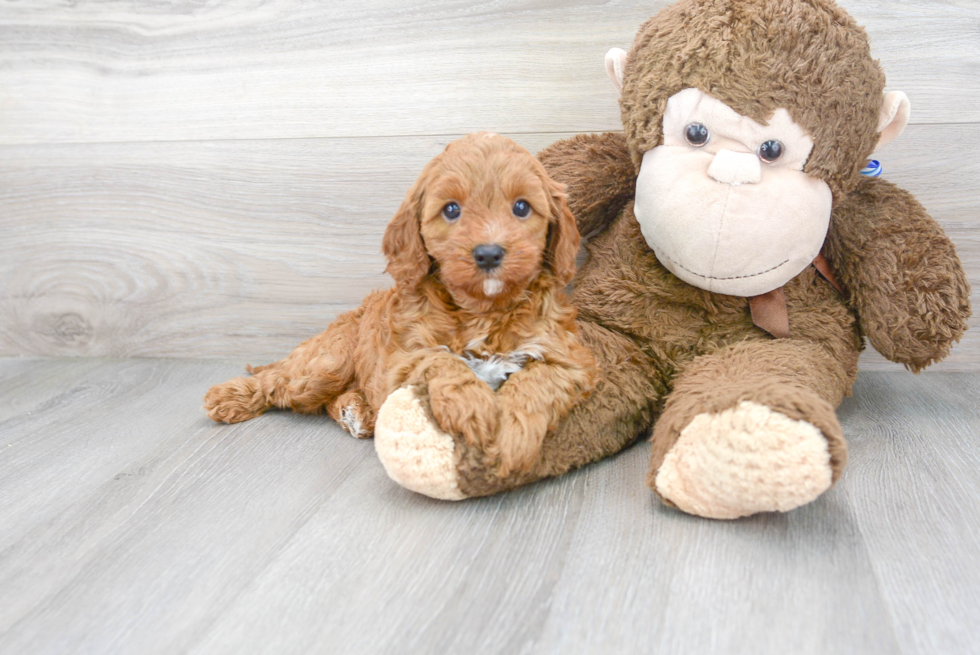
[0,358,977,655]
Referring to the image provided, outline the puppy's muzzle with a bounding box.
[472,244,506,271]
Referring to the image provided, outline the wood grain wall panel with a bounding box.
[0,132,564,359]
[2,126,977,367]
[0,0,977,146]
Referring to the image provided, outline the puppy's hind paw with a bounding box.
[329,390,375,439]
[203,378,268,424]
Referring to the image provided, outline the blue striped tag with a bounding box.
[860,160,882,177]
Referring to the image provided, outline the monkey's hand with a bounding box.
[537,132,636,239]
[824,176,971,371]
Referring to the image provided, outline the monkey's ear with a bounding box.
[382,174,431,289]
[876,91,911,149]
[605,48,628,94]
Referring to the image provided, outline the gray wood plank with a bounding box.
[0,359,370,654]
[838,373,980,655]
[190,468,593,655]
[3,126,977,368]
[528,454,904,655]
[0,357,106,423]
[0,0,976,145]
[2,359,979,654]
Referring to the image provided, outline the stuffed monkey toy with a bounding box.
[374,0,971,518]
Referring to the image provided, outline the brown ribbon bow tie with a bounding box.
[749,254,843,338]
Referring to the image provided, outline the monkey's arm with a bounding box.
[537,132,636,239]
[824,177,972,371]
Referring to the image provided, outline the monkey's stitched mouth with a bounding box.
[656,251,790,281]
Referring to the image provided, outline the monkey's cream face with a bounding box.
[633,88,833,296]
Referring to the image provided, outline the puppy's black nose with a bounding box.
[472,244,506,271]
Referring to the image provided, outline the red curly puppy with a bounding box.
[204,133,596,476]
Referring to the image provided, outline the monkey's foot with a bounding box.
[374,388,466,501]
[654,401,833,519]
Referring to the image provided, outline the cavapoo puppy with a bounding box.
[204,132,596,476]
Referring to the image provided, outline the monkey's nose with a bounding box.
[472,244,506,271]
[707,149,762,185]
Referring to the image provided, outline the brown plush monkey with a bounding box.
[373,0,971,518]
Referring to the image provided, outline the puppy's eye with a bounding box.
[512,200,531,219]
[759,140,783,162]
[442,202,461,222]
[684,123,709,147]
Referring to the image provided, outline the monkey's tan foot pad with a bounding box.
[654,401,833,519]
[374,388,466,500]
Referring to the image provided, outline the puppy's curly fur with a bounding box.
[204,133,597,476]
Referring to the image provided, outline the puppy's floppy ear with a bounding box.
[544,178,581,286]
[382,170,432,288]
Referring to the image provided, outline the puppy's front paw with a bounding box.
[426,377,499,449]
[492,412,548,478]
[203,377,268,424]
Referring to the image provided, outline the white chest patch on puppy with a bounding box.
[459,348,543,391]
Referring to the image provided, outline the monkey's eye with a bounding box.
[759,140,784,163]
[512,199,531,218]
[442,202,461,222]
[684,123,709,147]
